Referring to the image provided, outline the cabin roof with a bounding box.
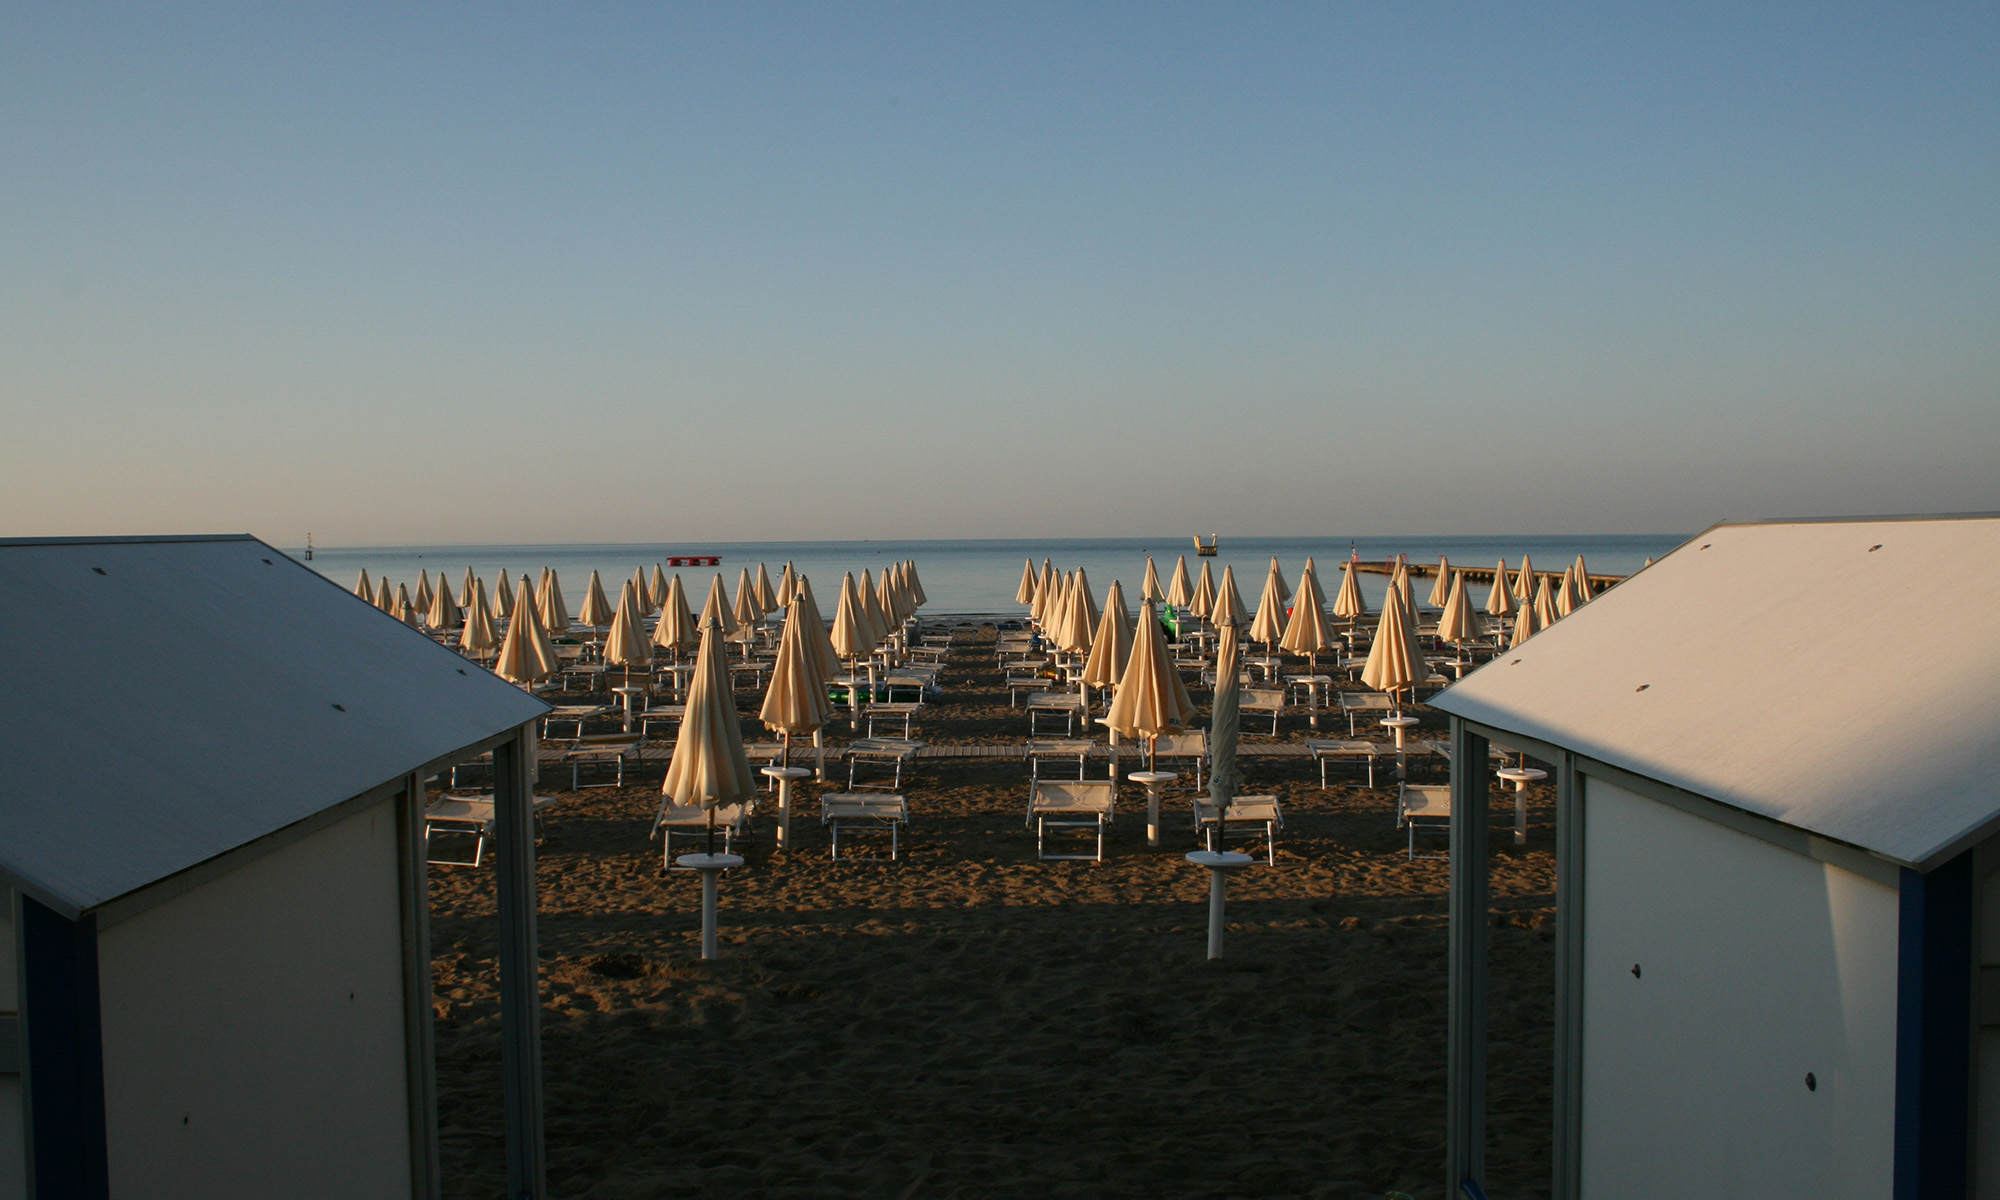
[0,535,547,915]
[1432,515,2000,870]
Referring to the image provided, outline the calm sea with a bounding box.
[299,534,1688,617]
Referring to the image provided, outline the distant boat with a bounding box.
[1193,535,1218,557]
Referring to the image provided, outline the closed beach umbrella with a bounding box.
[776,562,798,608]
[1249,559,1287,652]
[1082,579,1135,690]
[1332,559,1367,623]
[459,579,499,660]
[1485,559,1517,618]
[858,568,891,648]
[905,560,927,608]
[604,580,654,682]
[830,572,873,663]
[1556,566,1580,618]
[756,563,778,613]
[1428,555,1452,609]
[661,619,758,843]
[1514,555,1535,602]
[413,570,433,616]
[793,575,843,682]
[1166,556,1193,610]
[1511,594,1541,647]
[632,567,657,617]
[1208,564,1248,629]
[653,574,699,659]
[393,583,418,625]
[375,577,394,612]
[495,578,559,685]
[1534,574,1559,627]
[650,563,670,609]
[1269,557,1292,605]
[760,596,834,767]
[1141,557,1164,604]
[1572,555,1593,602]
[1394,562,1419,629]
[1107,598,1198,769]
[578,570,615,628]
[1437,571,1486,646]
[732,567,761,640]
[1071,569,1100,651]
[1279,565,1334,665]
[539,569,572,635]
[1016,559,1037,606]
[698,573,739,639]
[491,569,514,620]
[354,569,374,602]
[1360,587,1425,711]
[1207,621,1244,805]
[1031,559,1057,625]
[459,567,477,609]
[425,573,463,631]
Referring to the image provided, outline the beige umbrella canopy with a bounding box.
[1437,571,1486,646]
[756,563,778,613]
[538,569,572,635]
[1208,564,1248,629]
[1279,563,1334,664]
[1166,555,1193,609]
[394,588,421,628]
[1571,555,1592,602]
[425,572,463,631]
[459,579,499,660]
[732,567,762,641]
[904,560,926,608]
[1360,586,1426,711]
[354,569,374,602]
[1189,560,1216,619]
[1394,562,1419,629]
[1106,598,1198,768]
[374,577,394,612]
[631,567,658,617]
[760,596,835,766]
[1269,557,1292,605]
[661,619,759,838]
[652,574,699,659]
[1070,569,1100,652]
[1511,593,1541,647]
[1514,555,1535,602]
[603,580,654,683]
[879,565,908,629]
[1031,559,1057,626]
[1249,559,1287,650]
[458,567,477,608]
[494,578,560,685]
[492,569,515,620]
[829,572,874,665]
[650,563,670,609]
[1533,574,1559,627]
[1206,621,1244,803]
[1081,579,1135,690]
[776,562,799,608]
[413,570,433,616]
[1428,555,1452,609]
[1141,557,1164,604]
[1332,559,1367,623]
[1016,559,1037,606]
[1485,559,1517,618]
[858,568,891,648]
[578,570,615,628]
[698,573,739,639]
[792,575,843,682]
[1556,566,1580,618]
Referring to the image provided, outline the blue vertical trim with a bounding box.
[1894,855,1971,1200]
[20,895,110,1200]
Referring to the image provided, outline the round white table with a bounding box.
[1186,849,1255,959]
[1128,770,1179,847]
[612,685,648,732]
[761,766,813,851]
[1381,714,1421,780]
[1496,766,1548,844]
[675,852,745,960]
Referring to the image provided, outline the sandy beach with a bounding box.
[427,626,1557,1199]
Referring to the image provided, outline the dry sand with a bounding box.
[429,628,1556,1199]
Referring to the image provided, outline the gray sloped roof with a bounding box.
[0,535,547,915]
[1432,515,2000,870]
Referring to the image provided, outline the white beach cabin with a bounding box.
[1431,514,2000,1200]
[0,535,550,1200]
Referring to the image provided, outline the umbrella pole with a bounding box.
[813,728,826,782]
[704,808,716,858]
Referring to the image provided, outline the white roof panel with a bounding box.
[0,536,547,913]
[1432,516,2000,869]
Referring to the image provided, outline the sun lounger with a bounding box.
[650,797,753,866]
[1339,692,1395,736]
[1397,783,1452,860]
[1028,779,1115,862]
[819,793,909,861]
[1026,739,1094,783]
[1150,730,1208,789]
[542,704,610,741]
[1304,739,1380,788]
[638,703,686,740]
[844,737,923,790]
[424,793,560,866]
[864,701,924,738]
[564,735,640,788]
[1190,794,1283,864]
[1241,688,1286,735]
[1026,691,1085,736]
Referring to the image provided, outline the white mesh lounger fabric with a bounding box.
[1397,783,1452,860]
[1029,779,1115,862]
[819,793,909,861]
[1304,739,1380,788]
[1190,794,1283,864]
[650,798,752,866]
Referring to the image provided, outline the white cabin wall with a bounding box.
[1579,776,1898,1199]
[95,801,413,1200]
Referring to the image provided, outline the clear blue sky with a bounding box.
[4,3,1995,543]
